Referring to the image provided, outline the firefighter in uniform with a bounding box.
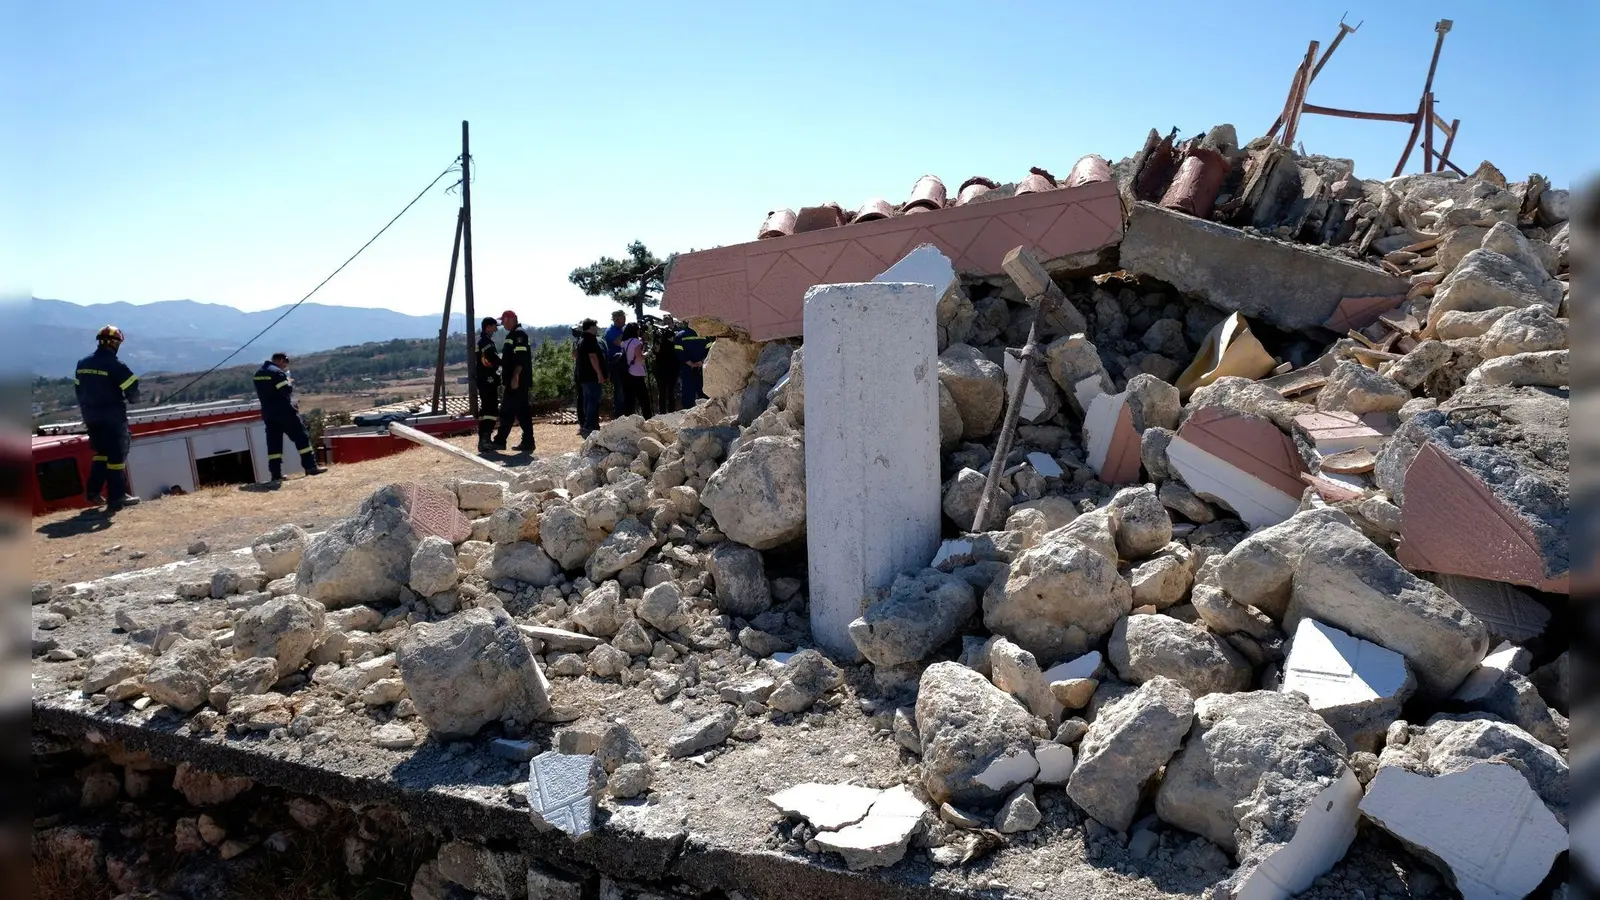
[475,316,502,452]
[673,323,711,409]
[491,309,535,452]
[75,325,141,512]
[253,352,324,480]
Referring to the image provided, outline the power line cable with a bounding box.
[164,158,463,400]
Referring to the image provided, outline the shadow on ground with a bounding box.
[35,510,115,539]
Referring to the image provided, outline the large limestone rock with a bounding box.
[703,338,760,398]
[915,663,1044,807]
[585,518,657,582]
[538,505,601,571]
[1478,304,1568,359]
[849,568,977,668]
[936,382,964,449]
[1430,228,1564,324]
[1066,676,1194,832]
[1043,334,1113,414]
[702,435,806,550]
[1109,485,1171,559]
[232,594,324,678]
[1107,614,1252,698]
[983,528,1131,664]
[1382,714,1568,826]
[143,638,223,713]
[295,486,419,607]
[1287,517,1489,700]
[1317,361,1411,415]
[408,536,459,598]
[252,524,309,580]
[1157,692,1360,899]
[1215,508,1356,619]
[938,344,1005,439]
[709,543,771,617]
[490,542,559,586]
[395,607,551,737]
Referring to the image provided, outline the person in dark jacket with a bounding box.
[674,324,710,409]
[75,325,141,511]
[491,309,535,452]
[653,316,679,413]
[474,316,502,452]
[603,309,628,417]
[253,352,323,480]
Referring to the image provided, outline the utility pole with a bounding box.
[430,208,466,413]
[461,121,479,421]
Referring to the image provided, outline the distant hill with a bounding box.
[31,297,468,377]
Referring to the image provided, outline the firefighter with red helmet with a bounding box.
[74,325,141,512]
[490,309,534,453]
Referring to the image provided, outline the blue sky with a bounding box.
[9,1,1590,329]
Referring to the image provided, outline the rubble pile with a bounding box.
[34,131,1572,900]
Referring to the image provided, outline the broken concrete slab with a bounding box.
[1280,619,1415,753]
[395,608,553,738]
[805,278,942,661]
[1167,407,1307,529]
[525,751,603,839]
[849,568,977,668]
[810,785,927,871]
[1359,763,1566,900]
[1118,202,1410,331]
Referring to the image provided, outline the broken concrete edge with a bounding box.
[31,700,986,900]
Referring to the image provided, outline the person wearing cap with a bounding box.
[653,315,679,414]
[474,316,502,452]
[574,318,607,437]
[491,309,535,452]
[603,309,628,417]
[253,352,323,480]
[75,325,141,511]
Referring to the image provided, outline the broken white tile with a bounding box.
[930,538,975,569]
[1360,763,1567,900]
[1292,411,1387,455]
[1281,619,1413,751]
[812,785,927,870]
[1453,642,1534,704]
[1004,354,1049,422]
[1436,574,1551,644]
[766,783,881,831]
[1073,374,1107,417]
[1026,452,1064,479]
[1035,742,1075,786]
[972,749,1039,793]
[1235,767,1362,900]
[1083,391,1128,479]
[526,751,601,839]
[1043,650,1104,684]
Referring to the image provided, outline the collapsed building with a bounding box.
[32,125,1573,900]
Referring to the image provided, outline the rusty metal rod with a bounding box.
[1266,18,1360,140]
[1394,20,1452,176]
[972,326,1043,534]
[1282,42,1319,148]
[1437,118,1461,168]
[1302,104,1419,124]
[1393,94,1428,177]
[1422,93,1435,173]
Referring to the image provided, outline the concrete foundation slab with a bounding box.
[1119,202,1411,332]
[804,277,942,660]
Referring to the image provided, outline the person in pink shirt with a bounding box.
[620,322,653,418]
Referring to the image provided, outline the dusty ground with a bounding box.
[32,422,587,586]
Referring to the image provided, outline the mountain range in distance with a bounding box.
[32,297,473,379]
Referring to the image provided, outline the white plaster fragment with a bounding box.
[1359,763,1567,900]
[1043,651,1104,684]
[1083,391,1127,478]
[930,538,975,569]
[766,782,881,831]
[1453,641,1535,704]
[1034,742,1075,786]
[811,785,927,871]
[1004,354,1049,422]
[972,749,1039,793]
[1236,768,1362,900]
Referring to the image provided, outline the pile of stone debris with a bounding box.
[39,151,1571,900]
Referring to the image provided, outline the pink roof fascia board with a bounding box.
[664,179,1124,341]
[1396,443,1569,594]
[1177,406,1308,500]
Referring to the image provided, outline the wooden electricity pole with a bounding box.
[461,120,479,420]
[429,208,466,413]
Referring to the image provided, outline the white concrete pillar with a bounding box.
[804,258,944,661]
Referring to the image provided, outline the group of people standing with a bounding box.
[473,308,712,449]
[572,309,710,437]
